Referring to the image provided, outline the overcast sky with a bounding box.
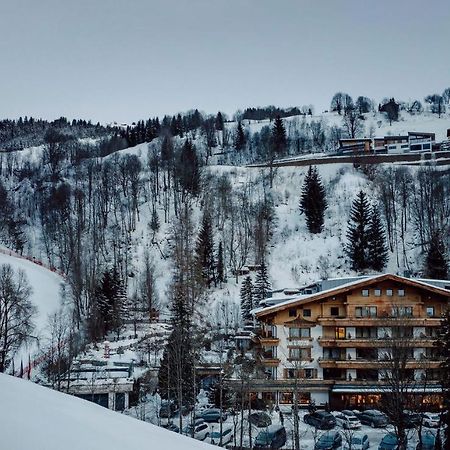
[1,0,449,123]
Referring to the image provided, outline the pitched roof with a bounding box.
[255,273,450,318]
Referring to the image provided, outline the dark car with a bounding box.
[357,409,389,428]
[315,431,343,450]
[254,425,287,449]
[201,408,227,423]
[403,410,421,428]
[304,411,336,430]
[249,412,272,428]
[378,433,398,450]
[162,422,180,433]
[159,401,178,419]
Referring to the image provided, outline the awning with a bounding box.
[332,385,442,394]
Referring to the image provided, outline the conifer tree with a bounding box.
[149,208,160,243]
[215,112,224,131]
[234,121,245,150]
[367,205,388,271]
[424,233,449,280]
[299,166,327,234]
[271,115,287,156]
[196,212,216,287]
[216,241,225,284]
[435,308,450,445]
[254,260,272,306]
[178,140,200,196]
[240,276,253,323]
[346,191,371,272]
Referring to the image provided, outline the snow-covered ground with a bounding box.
[0,374,215,450]
[0,250,65,371]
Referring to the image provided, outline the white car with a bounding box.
[205,426,234,446]
[335,411,361,429]
[422,412,440,428]
[342,433,369,450]
[183,419,210,441]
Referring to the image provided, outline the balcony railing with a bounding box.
[318,337,436,348]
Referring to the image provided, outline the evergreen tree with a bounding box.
[196,212,215,287]
[240,276,253,323]
[346,191,371,272]
[254,260,272,306]
[424,233,449,279]
[215,112,224,131]
[216,241,225,284]
[435,308,450,446]
[234,121,245,150]
[367,205,388,271]
[178,140,200,196]
[149,208,160,242]
[271,115,287,156]
[299,166,327,234]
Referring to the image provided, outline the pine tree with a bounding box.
[271,115,287,156]
[178,140,200,196]
[240,276,253,323]
[216,241,225,284]
[346,190,371,272]
[367,205,388,272]
[435,308,450,445]
[424,233,449,279]
[149,208,160,243]
[299,166,327,234]
[196,212,216,287]
[215,112,224,131]
[254,260,272,306]
[234,121,245,150]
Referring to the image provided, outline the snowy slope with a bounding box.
[0,250,64,368]
[0,374,214,450]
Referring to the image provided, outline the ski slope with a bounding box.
[0,374,214,450]
[0,250,64,369]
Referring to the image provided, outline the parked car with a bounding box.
[304,411,336,430]
[162,422,180,433]
[378,433,398,450]
[159,401,178,419]
[205,426,234,446]
[201,408,227,423]
[314,431,342,450]
[182,419,210,441]
[416,430,436,450]
[357,409,389,428]
[342,433,369,450]
[422,413,440,428]
[334,412,361,429]
[254,425,287,449]
[249,412,272,428]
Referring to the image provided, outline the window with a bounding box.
[398,289,405,297]
[362,289,369,297]
[289,308,297,317]
[386,289,393,297]
[335,327,345,339]
[426,306,435,317]
[303,308,311,317]
[391,306,413,317]
[423,143,431,149]
[330,307,339,317]
[289,327,310,339]
[355,306,377,318]
[355,327,377,338]
[374,289,381,297]
[289,347,311,361]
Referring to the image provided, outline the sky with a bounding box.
[1,0,449,123]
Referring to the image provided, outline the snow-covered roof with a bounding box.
[255,273,450,317]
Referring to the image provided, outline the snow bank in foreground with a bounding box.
[0,374,214,450]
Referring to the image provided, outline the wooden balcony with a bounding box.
[259,336,280,346]
[318,358,442,370]
[259,356,280,366]
[318,337,436,348]
[318,317,442,327]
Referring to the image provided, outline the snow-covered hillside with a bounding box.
[0,250,65,369]
[0,374,214,450]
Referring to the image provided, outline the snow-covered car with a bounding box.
[201,408,227,423]
[182,419,210,440]
[342,433,369,450]
[422,412,440,428]
[205,426,234,446]
[334,412,361,429]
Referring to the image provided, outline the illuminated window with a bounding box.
[335,327,345,339]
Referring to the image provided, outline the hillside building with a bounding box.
[233,274,449,411]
